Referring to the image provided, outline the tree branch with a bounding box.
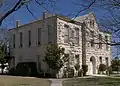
[73,0,96,19]
[26,4,37,20]
[0,0,28,26]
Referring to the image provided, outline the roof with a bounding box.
[74,12,94,22]
[9,12,112,35]
[9,14,82,31]
[99,29,112,34]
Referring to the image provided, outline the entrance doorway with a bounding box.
[90,56,96,74]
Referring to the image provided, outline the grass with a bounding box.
[0,75,51,86]
[63,76,120,86]
[1,75,120,86]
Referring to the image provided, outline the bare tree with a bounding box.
[0,0,57,26]
[74,0,120,33]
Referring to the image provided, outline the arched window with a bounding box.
[105,35,109,50]
[98,34,102,49]
[90,31,94,47]
[99,57,102,64]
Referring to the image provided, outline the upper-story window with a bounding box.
[90,31,94,47]
[90,20,94,27]
[48,25,52,44]
[69,29,74,39]
[98,34,102,49]
[28,30,31,47]
[38,28,41,45]
[105,35,108,50]
[13,34,15,48]
[64,24,69,43]
[74,28,79,45]
[20,32,23,48]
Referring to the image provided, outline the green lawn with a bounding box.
[63,76,120,86]
[0,75,51,86]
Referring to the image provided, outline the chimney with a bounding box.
[42,11,54,20]
[16,20,20,28]
[42,12,46,20]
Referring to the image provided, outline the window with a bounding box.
[28,30,31,47]
[105,35,108,50]
[38,28,41,45]
[20,32,23,48]
[98,34,102,49]
[64,24,69,43]
[90,31,94,47]
[99,57,102,64]
[105,57,108,66]
[48,25,52,44]
[69,29,74,39]
[90,20,94,27]
[13,34,15,48]
[74,28,79,45]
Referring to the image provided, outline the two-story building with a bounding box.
[9,12,112,76]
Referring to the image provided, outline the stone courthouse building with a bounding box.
[9,12,112,76]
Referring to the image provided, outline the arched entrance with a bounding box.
[90,56,96,74]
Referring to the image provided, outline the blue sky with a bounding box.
[1,0,119,58]
[2,0,106,28]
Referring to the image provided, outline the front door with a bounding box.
[89,62,93,75]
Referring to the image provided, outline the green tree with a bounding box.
[82,65,88,76]
[99,64,107,74]
[44,44,68,77]
[111,58,120,73]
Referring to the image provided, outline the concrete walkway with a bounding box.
[49,76,95,86]
[49,75,110,86]
[49,79,63,86]
[91,74,108,77]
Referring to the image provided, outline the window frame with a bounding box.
[28,30,31,47]
[38,28,41,45]
[19,32,23,48]
[64,24,69,43]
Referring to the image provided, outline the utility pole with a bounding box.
[81,22,86,65]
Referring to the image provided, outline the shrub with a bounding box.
[99,64,107,72]
[78,69,83,77]
[63,68,67,78]
[82,65,88,76]
[8,68,16,75]
[107,66,112,75]
[66,67,74,78]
